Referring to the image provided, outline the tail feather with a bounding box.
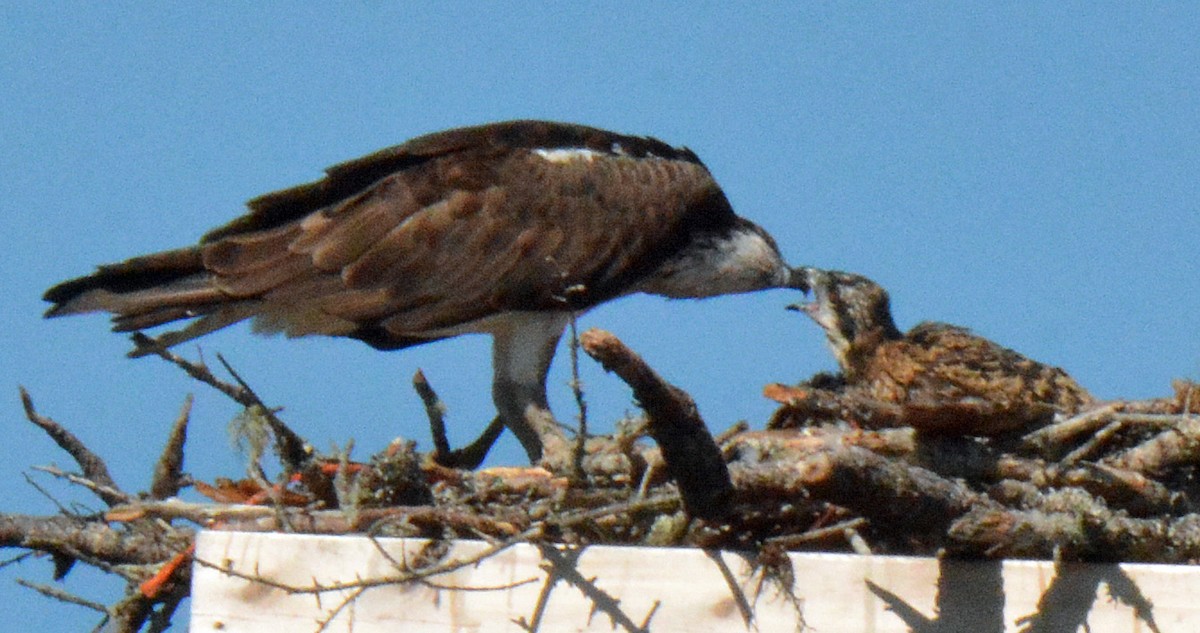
[113,306,205,332]
[43,245,256,351]
[126,304,261,357]
[44,246,204,311]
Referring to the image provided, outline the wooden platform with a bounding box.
[192,531,1193,631]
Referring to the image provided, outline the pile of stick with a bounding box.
[5,328,1200,631]
[755,375,1200,560]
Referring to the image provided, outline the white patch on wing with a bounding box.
[533,147,602,163]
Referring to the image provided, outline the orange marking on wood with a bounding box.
[139,542,196,599]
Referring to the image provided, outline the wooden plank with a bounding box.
[192,531,1195,632]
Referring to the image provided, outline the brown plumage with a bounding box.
[44,120,809,466]
[786,268,1093,433]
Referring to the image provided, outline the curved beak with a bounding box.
[786,266,812,293]
[785,267,828,322]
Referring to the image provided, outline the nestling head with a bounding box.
[788,268,901,374]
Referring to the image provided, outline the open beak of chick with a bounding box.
[786,267,835,329]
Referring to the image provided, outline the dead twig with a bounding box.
[130,335,312,472]
[1060,420,1124,465]
[19,387,125,507]
[516,555,564,633]
[714,421,749,446]
[314,586,367,633]
[143,583,189,633]
[415,369,505,469]
[705,549,755,628]
[1104,415,1200,476]
[30,466,131,507]
[948,489,1188,560]
[1021,402,1122,458]
[15,578,110,614]
[108,499,526,539]
[765,517,869,550]
[22,472,74,519]
[0,512,193,566]
[150,395,192,500]
[728,436,985,539]
[580,328,732,520]
[215,353,310,472]
[129,334,247,405]
[194,524,545,597]
[567,312,589,483]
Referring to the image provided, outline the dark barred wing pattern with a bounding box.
[44,120,737,353]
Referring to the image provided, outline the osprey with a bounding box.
[788,268,1093,431]
[44,120,809,466]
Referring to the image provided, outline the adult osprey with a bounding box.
[44,120,808,466]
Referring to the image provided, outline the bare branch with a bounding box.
[538,544,652,633]
[580,328,732,520]
[30,466,131,507]
[150,395,192,500]
[728,435,984,537]
[105,499,526,539]
[129,334,248,405]
[215,353,311,472]
[19,387,125,507]
[1021,402,1122,458]
[416,370,505,469]
[15,578,110,614]
[130,334,311,472]
[1104,414,1200,476]
[314,586,367,633]
[567,312,588,482]
[0,512,193,565]
[765,517,869,550]
[413,369,451,456]
[704,549,754,627]
[948,493,1185,560]
[193,530,539,596]
[517,558,562,633]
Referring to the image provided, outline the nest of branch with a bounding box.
[5,329,1200,631]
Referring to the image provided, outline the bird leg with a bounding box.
[492,378,572,468]
[491,314,573,468]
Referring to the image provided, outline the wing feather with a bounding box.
[276,150,725,338]
[304,181,421,270]
[340,204,443,289]
[203,222,301,275]
[47,121,733,352]
[214,252,312,296]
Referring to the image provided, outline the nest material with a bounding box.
[8,329,1200,631]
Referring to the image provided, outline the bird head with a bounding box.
[787,268,901,376]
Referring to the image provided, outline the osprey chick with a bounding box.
[44,120,808,467]
[790,268,1092,432]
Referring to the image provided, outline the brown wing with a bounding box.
[208,144,729,345]
[866,322,1094,415]
[202,120,702,242]
[44,121,734,351]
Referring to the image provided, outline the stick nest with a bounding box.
[6,328,1200,631]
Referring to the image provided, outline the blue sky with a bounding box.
[3,4,1199,628]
